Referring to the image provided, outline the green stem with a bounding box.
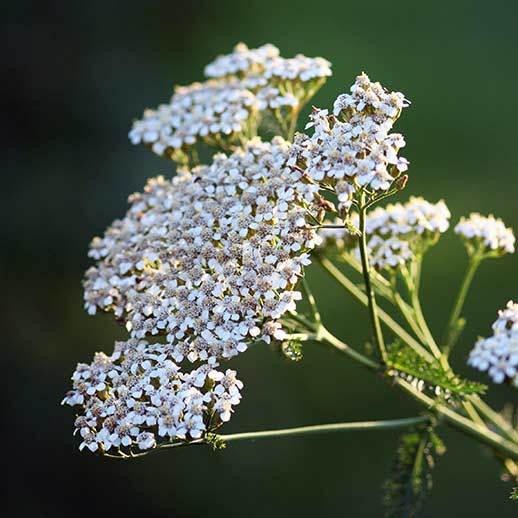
[319,326,381,371]
[317,255,435,363]
[443,256,481,356]
[394,378,518,460]
[358,203,388,363]
[221,416,429,442]
[340,252,427,343]
[104,416,430,460]
[301,276,322,328]
[406,259,445,366]
[404,259,485,426]
[314,326,518,460]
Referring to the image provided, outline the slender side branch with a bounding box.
[301,276,322,328]
[221,416,430,442]
[105,416,430,460]
[443,256,481,355]
[319,326,381,371]
[358,204,388,363]
[317,255,435,362]
[340,252,427,343]
[394,378,518,460]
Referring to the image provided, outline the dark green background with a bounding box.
[4,1,518,516]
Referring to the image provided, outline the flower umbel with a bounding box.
[289,73,409,214]
[455,213,515,257]
[62,339,243,455]
[319,197,451,270]
[468,301,518,386]
[84,137,321,362]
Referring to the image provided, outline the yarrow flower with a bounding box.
[84,138,321,362]
[128,80,258,159]
[454,213,515,256]
[130,43,332,161]
[318,197,451,270]
[205,42,331,84]
[468,301,518,386]
[204,43,280,78]
[62,339,243,455]
[289,73,409,212]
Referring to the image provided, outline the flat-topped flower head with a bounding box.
[455,213,515,257]
[62,339,244,455]
[84,138,321,362]
[263,54,332,83]
[468,301,518,387]
[204,42,331,84]
[129,80,258,160]
[333,72,409,132]
[131,43,333,162]
[318,197,450,270]
[204,43,280,78]
[290,75,409,208]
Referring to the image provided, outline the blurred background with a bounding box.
[4,1,518,516]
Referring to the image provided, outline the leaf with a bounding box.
[382,427,445,517]
[387,341,486,399]
[511,487,518,501]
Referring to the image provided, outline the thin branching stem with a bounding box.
[221,416,429,442]
[317,255,435,362]
[104,416,430,460]
[358,200,388,363]
[443,255,482,356]
[301,276,322,328]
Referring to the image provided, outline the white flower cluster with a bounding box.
[455,213,515,256]
[290,74,409,210]
[319,197,451,270]
[333,72,409,134]
[204,43,280,78]
[130,43,332,160]
[128,80,258,158]
[84,138,321,363]
[468,301,518,386]
[205,42,331,83]
[62,339,243,454]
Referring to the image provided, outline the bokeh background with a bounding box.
[4,1,518,516]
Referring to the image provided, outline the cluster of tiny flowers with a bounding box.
[205,42,331,83]
[62,339,243,454]
[131,43,332,159]
[318,197,450,270]
[289,73,409,210]
[468,301,518,386]
[128,80,258,157]
[454,213,515,255]
[204,43,280,78]
[84,138,321,362]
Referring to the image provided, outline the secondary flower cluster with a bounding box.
[454,213,515,256]
[129,80,257,158]
[84,138,321,363]
[468,301,518,386]
[319,197,451,270]
[62,339,243,454]
[130,43,331,161]
[289,73,409,212]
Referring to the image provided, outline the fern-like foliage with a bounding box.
[511,487,518,501]
[382,427,445,517]
[387,341,486,399]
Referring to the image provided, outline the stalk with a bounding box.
[358,203,388,363]
[317,255,434,362]
[443,256,481,355]
[105,416,430,460]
